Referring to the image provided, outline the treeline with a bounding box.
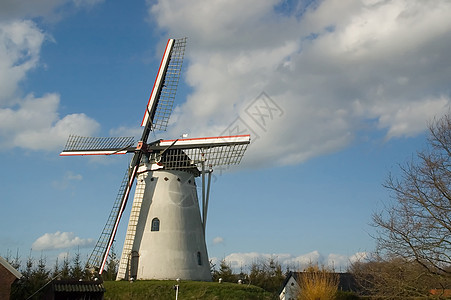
[6,251,286,299]
[211,257,285,295]
[8,250,350,299]
[5,248,118,300]
[9,250,451,299]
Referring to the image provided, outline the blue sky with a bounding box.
[1,0,450,272]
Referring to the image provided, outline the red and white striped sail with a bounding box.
[141,39,174,128]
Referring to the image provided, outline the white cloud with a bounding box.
[325,252,368,270]
[0,20,45,105]
[211,250,365,273]
[0,0,65,21]
[109,126,142,141]
[65,171,82,181]
[32,231,94,251]
[57,251,70,261]
[348,251,368,263]
[0,93,100,150]
[0,19,100,151]
[375,96,450,139]
[212,236,224,245]
[52,171,83,189]
[0,0,105,21]
[147,0,451,168]
[72,0,104,8]
[286,251,323,267]
[149,0,277,47]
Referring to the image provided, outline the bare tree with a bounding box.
[373,113,451,276]
[350,254,441,297]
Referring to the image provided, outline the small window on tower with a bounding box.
[197,251,202,265]
[151,218,160,231]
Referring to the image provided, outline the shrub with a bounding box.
[297,265,339,300]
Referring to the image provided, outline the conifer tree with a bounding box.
[70,249,84,280]
[216,258,236,282]
[51,257,60,279]
[102,243,119,281]
[60,254,71,280]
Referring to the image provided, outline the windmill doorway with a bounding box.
[128,251,139,280]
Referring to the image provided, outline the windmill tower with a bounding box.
[60,38,250,281]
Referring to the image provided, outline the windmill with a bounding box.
[60,38,250,281]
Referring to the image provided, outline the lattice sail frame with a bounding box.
[87,169,131,270]
[155,135,250,171]
[61,135,135,156]
[142,38,187,131]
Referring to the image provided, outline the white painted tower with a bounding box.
[117,167,211,280]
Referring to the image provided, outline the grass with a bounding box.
[103,280,274,300]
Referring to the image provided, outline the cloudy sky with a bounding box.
[1,0,450,272]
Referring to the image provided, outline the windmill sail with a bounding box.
[89,38,187,274]
[61,38,188,274]
[153,135,251,170]
[86,169,131,270]
[141,38,187,134]
[60,135,135,156]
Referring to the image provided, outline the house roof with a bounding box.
[0,256,22,279]
[52,280,106,293]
